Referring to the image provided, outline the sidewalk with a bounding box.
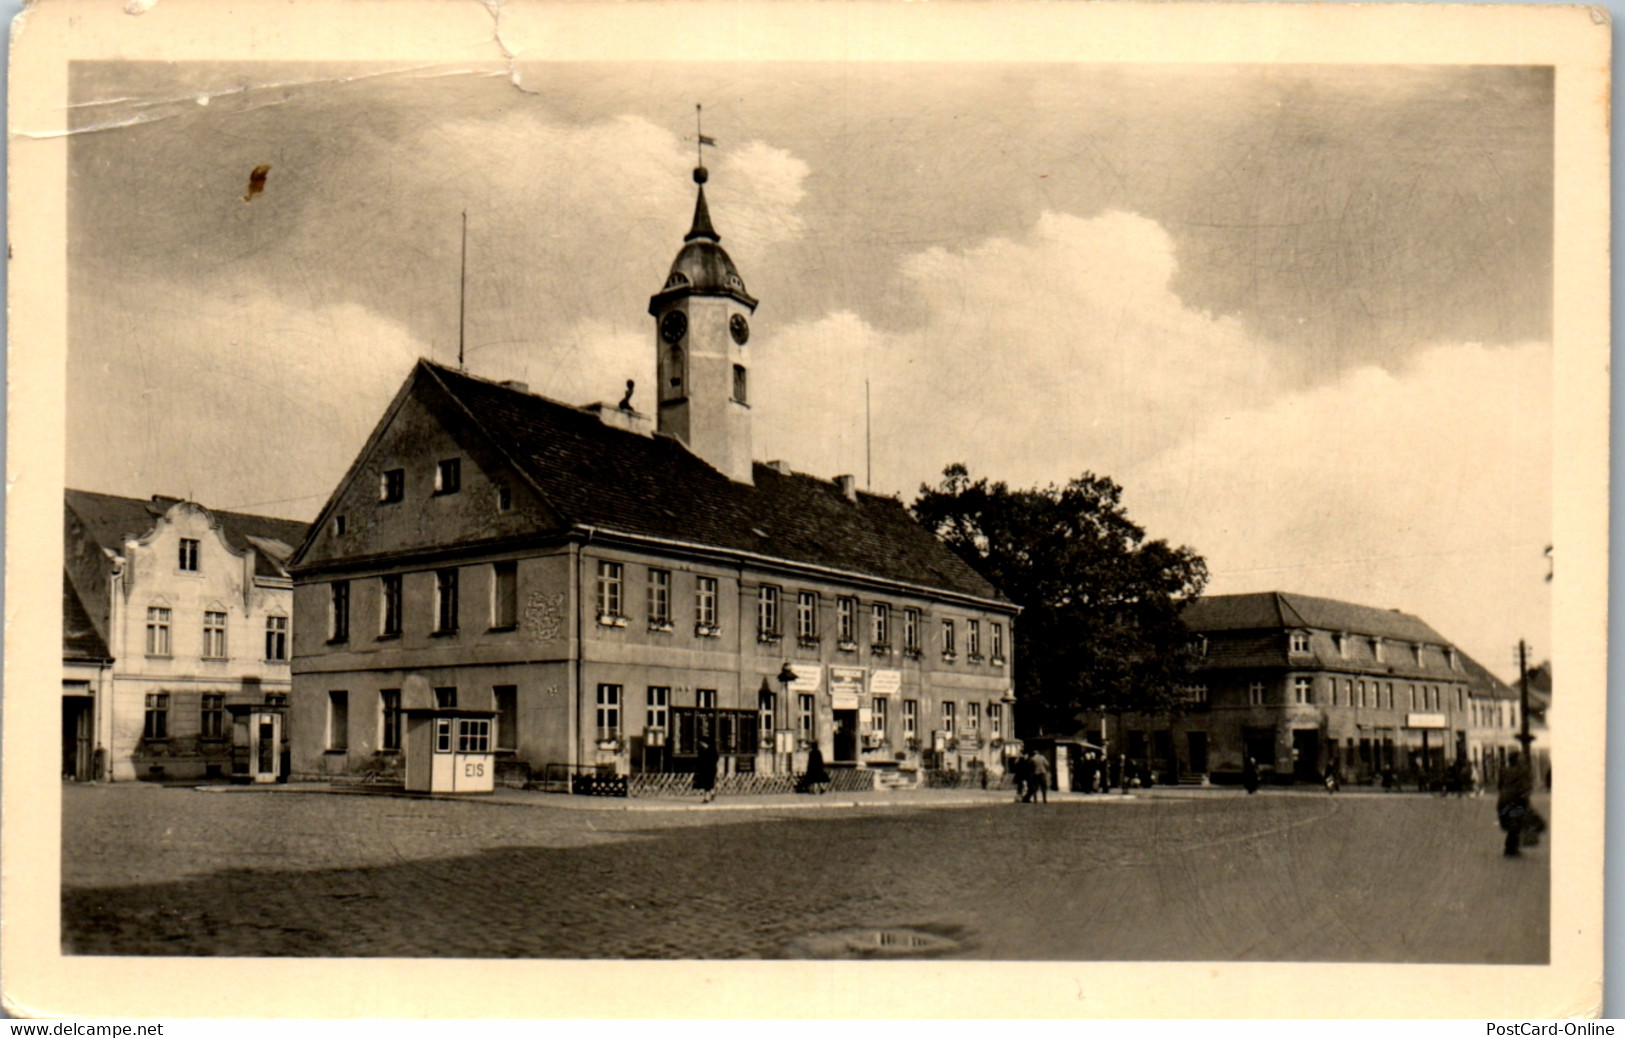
[196,781,1148,812]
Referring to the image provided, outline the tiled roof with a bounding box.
[63,571,110,661]
[414,362,1007,604]
[65,489,308,579]
[1183,591,1449,643]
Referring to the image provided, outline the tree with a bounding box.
[911,463,1208,737]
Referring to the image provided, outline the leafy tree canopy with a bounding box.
[911,463,1209,737]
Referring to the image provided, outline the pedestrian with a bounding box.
[1011,752,1030,802]
[693,737,719,804]
[1243,756,1260,795]
[804,742,830,795]
[1323,759,1339,795]
[1028,750,1050,804]
[1497,752,1534,856]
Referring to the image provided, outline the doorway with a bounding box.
[1187,731,1208,776]
[62,698,93,781]
[1291,729,1321,783]
[832,710,858,763]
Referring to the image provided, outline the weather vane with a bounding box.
[695,103,716,177]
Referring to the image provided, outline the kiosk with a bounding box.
[404,707,497,794]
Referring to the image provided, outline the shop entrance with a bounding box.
[832,710,859,763]
[1187,731,1208,776]
[62,697,93,781]
[1291,729,1321,782]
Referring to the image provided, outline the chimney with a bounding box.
[584,402,653,437]
[834,474,857,502]
[765,460,793,476]
[500,380,530,393]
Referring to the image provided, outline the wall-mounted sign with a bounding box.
[830,667,865,710]
[785,663,822,695]
[1405,713,1447,730]
[870,669,902,696]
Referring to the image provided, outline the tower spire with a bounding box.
[688,103,720,242]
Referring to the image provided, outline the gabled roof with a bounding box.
[1183,591,1448,644]
[298,360,1008,606]
[65,489,309,579]
[63,570,110,662]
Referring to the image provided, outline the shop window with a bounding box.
[492,562,518,630]
[327,690,349,751]
[146,606,172,656]
[380,689,402,751]
[457,718,490,753]
[494,686,517,751]
[436,718,452,753]
[143,693,169,740]
[265,614,288,660]
[200,694,224,740]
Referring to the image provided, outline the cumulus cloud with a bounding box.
[1125,340,1552,677]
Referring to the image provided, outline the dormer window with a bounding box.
[1447,647,1460,671]
[1413,643,1426,666]
[1334,632,1350,658]
[664,271,690,289]
[1371,638,1384,663]
[1189,634,1208,657]
[1288,630,1311,654]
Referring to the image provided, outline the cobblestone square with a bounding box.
[61,783,1548,961]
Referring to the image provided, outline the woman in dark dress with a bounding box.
[1243,756,1261,795]
[804,743,831,794]
[694,738,719,803]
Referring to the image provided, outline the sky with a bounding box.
[65,60,1552,680]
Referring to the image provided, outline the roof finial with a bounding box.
[686,105,721,243]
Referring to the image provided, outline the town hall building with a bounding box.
[287,161,1017,792]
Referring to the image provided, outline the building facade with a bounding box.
[1094,591,1504,786]
[64,490,307,782]
[288,165,1017,790]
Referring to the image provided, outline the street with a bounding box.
[61,783,1548,961]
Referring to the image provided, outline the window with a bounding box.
[967,619,981,659]
[492,562,518,629]
[1180,684,1209,706]
[695,576,718,630]
[758,690,775,741]
[200,694,224,740]
[1249,681,1265,706]
[941,619,957,660]
[434,569,459,634]
[595,685,621,740]
[797,591,819,642]
[1385,683,1394,709]
[143,693,168,739]
[265,615,288,660]
[991,622,1005,662]
[696,689,717,710]
[732,364,748,404]
[966,701,981,731]
[988,703,1002,738]
[904,609,921,654]
[435,686,457,709]
[646,569,671,628]
[596,562,624,620]
[495,483,513,512]
[1408,684,1416,710]
[871,697,887,735]
[647,686,670,733]
[202,611,228,659]
[1293,677,1312,704]
[327,690,349,751]
[837,597,857,646]
[1358,681,1367,709]
[758,585,782,639]
[904,699,919,739]
[1372,638,1385,663]
[457,718,491,753]
[872,603,890,648]
[1413,643,1426,666]
[435,718,452,753]
[329,581,350,642]
[379,468,405,503]
[1457,687,1465,712]
[434,458,461,495]
[332,515,347,536]
[1335,632,1349,658]
[380,574,403,637]
[1289,631,1310,654]
[146,606,172,656]
[380,689,402,751]
[494,686,517,751]
[797,694,815,738]
[178,538,199,572]
[943,700,957,733]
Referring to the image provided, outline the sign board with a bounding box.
[1405,713,1448,730]
[830,667,865,710]
[870,669,902,696]
[785,663,822,695]
[774,729,797,754]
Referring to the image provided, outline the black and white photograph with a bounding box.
[5,0,1609,1019]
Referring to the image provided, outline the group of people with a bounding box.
[1010,749,1051,803]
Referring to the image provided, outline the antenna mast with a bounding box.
[457,210,468,371]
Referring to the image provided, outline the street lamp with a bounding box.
[777,662,797,775]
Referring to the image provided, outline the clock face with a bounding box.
[660,310,687,345]
[730,313,750,345]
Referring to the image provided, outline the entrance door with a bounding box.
[1187,732,1208,776]
[1292,729,1320,783]
[252,713,282,783]
[832,710,858,763]
[1152,730,1175,783]
[62,699,93,780]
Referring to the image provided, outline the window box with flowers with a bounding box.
[903,647,923,660]
[967,653,984,663]
[695,622,722,638]
[837,640,859,653]
[862,731,887,750]
[990,656,1007,667]
[597,613,628,628]
[941,652,958,664]
[596,735,625,753]
[870,642,891,657]
[797,635,822,651]
[758,632,783,646]
[647,620,674,633]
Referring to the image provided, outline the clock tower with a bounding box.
[648,164,758,484]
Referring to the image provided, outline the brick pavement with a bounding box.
[61,781,1548,961]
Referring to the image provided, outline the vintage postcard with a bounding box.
[4,0,1609,1019]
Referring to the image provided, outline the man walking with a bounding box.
[1028,750,1050,804]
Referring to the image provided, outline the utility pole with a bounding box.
[1516,639,1533,758]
